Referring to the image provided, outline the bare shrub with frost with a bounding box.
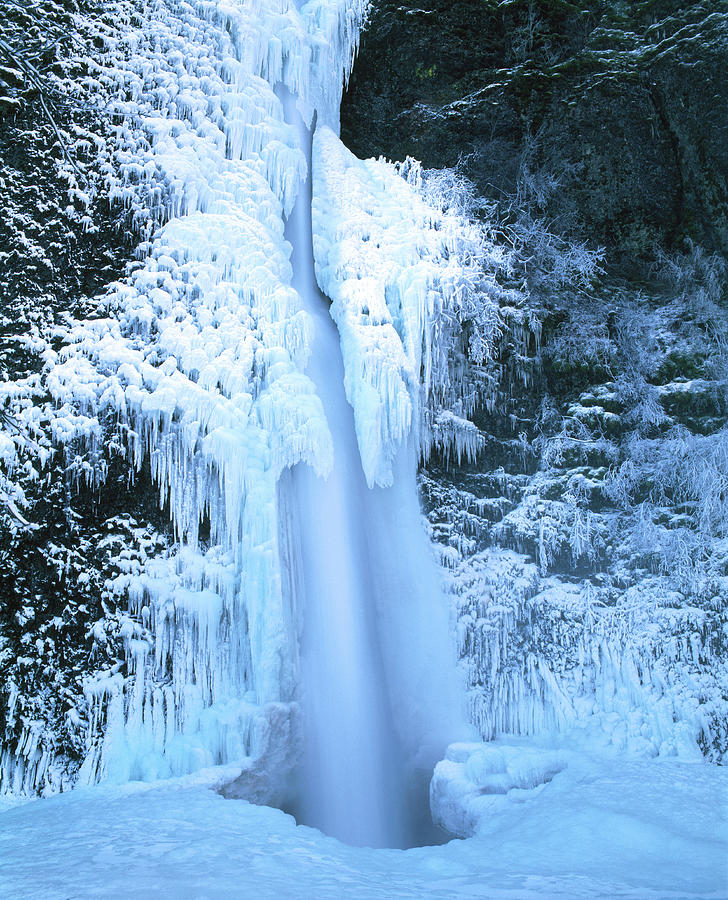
[605,425,728,591]
[502,128,606,290]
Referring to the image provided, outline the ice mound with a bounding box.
[431,741,567,838]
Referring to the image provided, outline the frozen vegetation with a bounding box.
[0,0,726,894]
[422,245,728,763]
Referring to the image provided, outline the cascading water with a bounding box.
[280,88,405,848]
[280,87,463,849]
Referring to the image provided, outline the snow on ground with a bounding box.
[1,742,726,899]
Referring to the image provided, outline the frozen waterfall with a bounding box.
[2,0,477,835]
[280,86,461,848]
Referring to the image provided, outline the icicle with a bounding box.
[34,0,366,789]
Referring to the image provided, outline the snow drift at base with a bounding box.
[1,742,726,899]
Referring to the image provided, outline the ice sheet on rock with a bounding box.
[14,0,368,793]
[312,126,499,487]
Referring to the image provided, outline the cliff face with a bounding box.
[0,0,155,791]
[342,0,728,262]
[343,0,728,758]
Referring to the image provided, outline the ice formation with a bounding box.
[2,0,477,808]
[3,0,369,791]
[426,500,722,765]
[312,127,499,487]
[430,740,567,838]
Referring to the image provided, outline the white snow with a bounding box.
[1,745,726,898]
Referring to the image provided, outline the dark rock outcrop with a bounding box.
[342,0,728,263]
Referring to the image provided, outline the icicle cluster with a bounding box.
[443,544,716,759]
[311,127,502,487]
[10,0,369,788]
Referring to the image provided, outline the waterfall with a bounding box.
[278,86,463,848]
[3,0,479,819]
[277,86,399,847]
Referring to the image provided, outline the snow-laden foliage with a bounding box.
[423,240,728,763]
[0,508,169,796]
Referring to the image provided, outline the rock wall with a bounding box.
[344,0,728,759]
[342,0,728,261]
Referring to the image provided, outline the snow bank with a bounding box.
[430,740,567,838]
[1,748,725,898]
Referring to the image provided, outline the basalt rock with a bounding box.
[342,0,728,263]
